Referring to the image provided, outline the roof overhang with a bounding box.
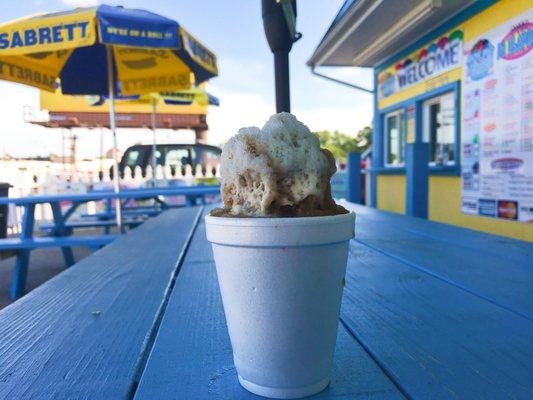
[308,0,477,68]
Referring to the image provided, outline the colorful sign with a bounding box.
[378,30,463,99]
[465,39,494,81]
[461,12,533,222]
[497,22,533,60]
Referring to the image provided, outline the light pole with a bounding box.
[262,0,301,113]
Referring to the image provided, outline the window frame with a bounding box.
[383,108,406,168]
[164,147,191,167]
[422,90,457,167]
[375,81,461,176]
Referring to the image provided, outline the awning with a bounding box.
[308,0,477,68]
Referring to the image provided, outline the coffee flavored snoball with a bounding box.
[214,112,347,217]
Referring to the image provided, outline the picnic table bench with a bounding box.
[0,203,531,399]
[39,219,144,233]
[0,185,220,299]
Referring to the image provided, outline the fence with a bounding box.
[0,159,220,234]
[2,155,369,234]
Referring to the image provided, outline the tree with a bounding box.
[314,126,372,162]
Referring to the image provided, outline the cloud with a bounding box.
[61,0,99,7]
[325,67,374,84]
[206,84,373,148]
[0,82,179,159]
[295,104,373,136]
[200,50,375,146]
[206,87,273,146]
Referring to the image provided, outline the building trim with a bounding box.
[375,81,461,175]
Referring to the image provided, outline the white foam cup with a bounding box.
[205,212,355,399]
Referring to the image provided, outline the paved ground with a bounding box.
[0,245,94,310]
[0,225,136,310]
[0,247,94,310]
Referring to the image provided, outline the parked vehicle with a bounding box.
[115,143,222,178]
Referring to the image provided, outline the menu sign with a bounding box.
[461,12,533,222]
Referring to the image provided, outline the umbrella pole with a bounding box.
[151,98,157,188]
[61,128,66,171]
[105,45,123,233]
[99,126,104,180]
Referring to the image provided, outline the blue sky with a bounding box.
[0,0,373,158]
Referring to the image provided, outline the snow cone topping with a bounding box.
[213,112,347,217]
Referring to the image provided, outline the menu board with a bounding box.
[461,12,533,222]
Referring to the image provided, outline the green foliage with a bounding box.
[315,126,372,162]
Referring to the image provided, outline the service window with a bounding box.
[384,110,405,166]
[192,147,221,166]
[165,148,191,167]
[125,149,140,167]
[423,92,456,165]
[153,149,163,166]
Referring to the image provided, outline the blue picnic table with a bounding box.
[0,185,220,299]
[0,203,531,399]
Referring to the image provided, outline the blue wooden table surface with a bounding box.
[0,204,531,399]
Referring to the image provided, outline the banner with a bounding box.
[461,12,533,222]
[0,10,96,55]
[114,46,191,95]
[378,30,463,99]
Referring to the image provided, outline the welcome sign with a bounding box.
[378,30,463,99]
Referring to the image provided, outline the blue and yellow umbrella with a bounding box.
[0,5,217,94]
[0,4,218,228]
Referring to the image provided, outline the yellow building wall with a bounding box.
[429,177,533,241]
[375,0,533,241]
[377,175,406,214]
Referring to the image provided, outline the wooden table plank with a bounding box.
[0,207,202,400]
[342,202,532,262]
[340,240,533,399]
[134,211,405,400]
[342,202,533,320]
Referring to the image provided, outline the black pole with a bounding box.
[262,0,298,113]
[274,51,290,113]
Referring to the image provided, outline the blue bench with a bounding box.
[39,219,144,233]
[0,185,220,299]
[0,204,531,399]
[0,235,116,250]
[82,209,161,219]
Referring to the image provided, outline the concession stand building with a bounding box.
[309,0,532,241]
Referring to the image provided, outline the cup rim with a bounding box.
[204,211,355,227]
